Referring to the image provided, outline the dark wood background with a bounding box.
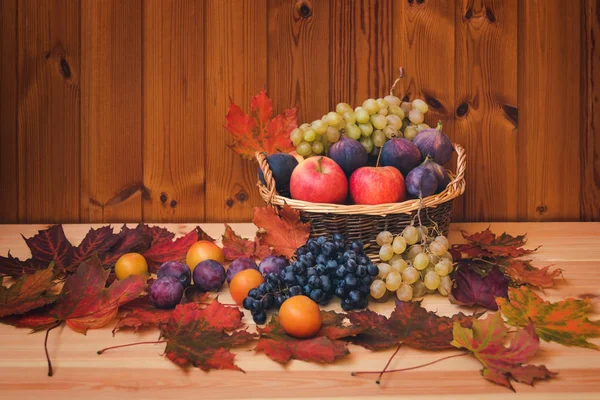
[0,0,598,224]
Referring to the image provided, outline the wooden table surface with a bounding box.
[0,222,599,400]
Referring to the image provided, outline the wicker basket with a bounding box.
[256,144,466,257]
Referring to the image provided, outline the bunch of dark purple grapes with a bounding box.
[243,234,379,324]
[294,234,379,311]
[242,271,288,325]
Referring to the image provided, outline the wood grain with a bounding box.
[0,1,598,224]
[330,0,392,108]
[454,0,518,222]
[0,0,18,223]
[392,0,460,218]
[518,0,583,221]
[204,0,267,222]
[142,0,205,222]
[268,0,330,123]
[581,0,600,221]
[17,0,80,223]
[0,222,598,399]
[81,0,143,222]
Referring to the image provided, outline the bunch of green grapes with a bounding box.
[369,226,454,302]
[289,97,432,158]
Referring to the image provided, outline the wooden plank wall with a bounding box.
[0,0,598,224]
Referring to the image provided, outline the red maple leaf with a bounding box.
[452,312,557,390]
[449,263,509,311]
[7,256,145,376]
[221,224,272,261]
[142,228,203,272]
[112,290,212,335]
[23,225,74,273]
[71,226,121,265]
[253,205,310,259]
[141,225,175,244]
[97,224,152,266]
[256,311,359,364]
[160,301,256,371]
[225,89,297,159]
[112,295,173,334]
[0,224,154,278]
[11,256,145,333]
[348,300,476,351]
[0,265,56,318]
[452,228,537,259]
[0,252,47,278]
[504,260,563,290]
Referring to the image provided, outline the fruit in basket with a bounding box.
[405,165,438,198]
[328,136,368,177]
[149,276,184,309]
[231,269,265,305]
[186,240,224,271]
[257,153,299,198]
[413,121,453,165]
[115,253,148,280]
[380,138,421,176]
[349,166,406,205]
[290,156,348,204]
[259,255,289,276]
[226,257,259,284]
[421,158,451,192]
[279,295,322,338]
[192,259,226,291]
[157,260,191,287]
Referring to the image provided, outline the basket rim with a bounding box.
[256,143,466,216]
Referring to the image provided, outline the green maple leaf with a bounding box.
[497,286,600,349]
[452,312,557,391]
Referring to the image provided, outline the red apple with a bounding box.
[349,166,406,205]
[290,156,348,204]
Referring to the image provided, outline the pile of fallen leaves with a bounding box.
[0,219,598,392]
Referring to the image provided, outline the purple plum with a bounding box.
[226,257,259,284]
[258,255,289,276]
[157,260,191,287]
[149,276,184,309]
[193,259,226,291]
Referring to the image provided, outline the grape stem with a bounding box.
[389,67,405,97]
[97,340,166,355]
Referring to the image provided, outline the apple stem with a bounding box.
[316,156,323,173]
[375,146,383,168]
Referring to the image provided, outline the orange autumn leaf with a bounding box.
[505,260,563,290]
[497,286,600,349]
[225,89,297,159]
[0,265,56,318]
[452,228,537,259]
[451,312,557,391]
[253,205,310,259]
[221,224,272,261]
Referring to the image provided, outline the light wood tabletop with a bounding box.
[0,222,599,400]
